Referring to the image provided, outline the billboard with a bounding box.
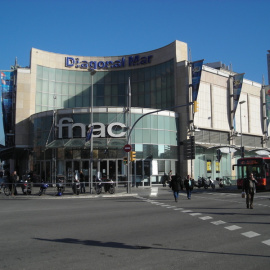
[0,71,14,144]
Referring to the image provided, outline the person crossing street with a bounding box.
[170,173,181,202]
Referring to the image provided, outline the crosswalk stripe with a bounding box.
[225,225,242,231]
[262,239,270,246]
[241,231,261,238]
[211,220,226,225]
[190,213,202,216]
[199,216,213,220]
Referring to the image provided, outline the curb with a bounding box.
[1,192,139,200]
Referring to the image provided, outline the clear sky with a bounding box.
[0,0,270,144]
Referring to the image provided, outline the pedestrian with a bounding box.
[170,173,182,202]
[184,175,193,199]
[80,170,86,193]
[168,170,172,187]
[242,172,257,209]
[10,171,18,195]
[162,173,168,187]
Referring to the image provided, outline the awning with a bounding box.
[0,146,16,160]
[255,150,270,156]
[46,139,69,148]
[195,144,238,153]
[219,147,237,153]
[46,138,127,149]
[195,143,224,149]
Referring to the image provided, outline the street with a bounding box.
[0,187,270,270]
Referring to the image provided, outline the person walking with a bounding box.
[80,170,86,193]
[162,173,168,187]
[242,172,257,209]
[10,171,18,195]
[170,173,181,202]
[184,175,193,199]
[168,170,172,187]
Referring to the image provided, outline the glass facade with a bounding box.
[30,108,179,185]
[31,111,178,156]
[31,56,177,185]
[35,59,174,113]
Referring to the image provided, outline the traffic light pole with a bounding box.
[127,78,132,194]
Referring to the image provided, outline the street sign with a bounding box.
[184,136,195,160]
[124,144,132,152]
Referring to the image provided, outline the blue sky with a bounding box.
[0,0,270,144]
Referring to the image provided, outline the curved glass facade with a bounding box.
[35,59,174,113]
[31,110,178,155]
[30,107,178,185]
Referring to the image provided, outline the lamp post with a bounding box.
[239,100,246,158]
[90,70,96,193]
[53,95,57,184]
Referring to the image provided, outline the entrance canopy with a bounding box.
[45,138,127,150]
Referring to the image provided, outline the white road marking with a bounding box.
[199,216,213,220]
[241,231,261,238]
[211,220,226,225]
[190,213,202,216]
[174,208,184,210]
[262,239,270,246]
[224,225,242,231]
[182,210,193,213]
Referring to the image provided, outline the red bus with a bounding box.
[233,157,270,190]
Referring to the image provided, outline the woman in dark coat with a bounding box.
[242,172,257,209]
[170,173,182,202]
[184,174,193,199]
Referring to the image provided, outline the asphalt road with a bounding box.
[0,187,270,270]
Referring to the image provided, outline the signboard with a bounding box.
[216,161,220,173]
[207,160,212,173]
[124,144,132,152]
[65,54,153,71]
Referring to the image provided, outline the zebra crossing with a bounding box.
[134,194,270,247]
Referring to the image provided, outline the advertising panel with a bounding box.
[191,60,204,102]
[233,73,244,114]
[1,71,14,141]
[265,85,270,131]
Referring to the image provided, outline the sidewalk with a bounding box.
[1,185,140,199]
[1,184,240,200]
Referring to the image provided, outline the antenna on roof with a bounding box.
[188,48,192,62]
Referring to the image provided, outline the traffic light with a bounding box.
[185,136,195,160]
[216,149,222,162]
[130,151,136,162]
[194,101,199,113]
[123,157,128,165]
[241,146,245,158]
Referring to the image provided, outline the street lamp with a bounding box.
[239,100,246,158]
[90,70,96,193]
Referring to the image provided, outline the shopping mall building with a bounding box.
[0,40,269,187]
